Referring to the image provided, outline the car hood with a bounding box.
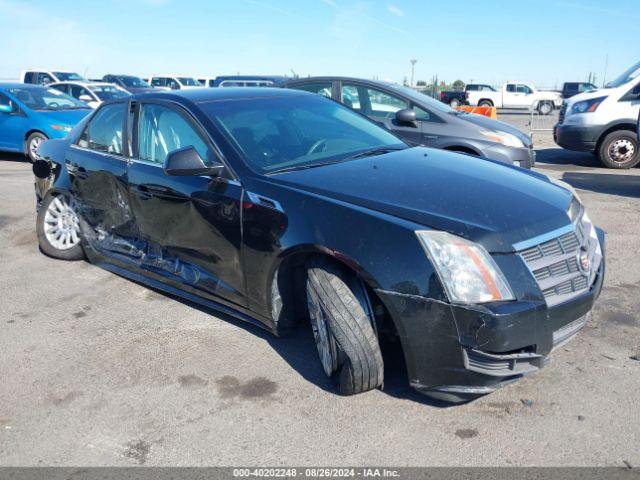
[32,108,92,126]
[128,87,156,94]
[273,147,574,253]
[455,113,532,147]
[565,88,607,105]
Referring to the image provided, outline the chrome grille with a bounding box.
[518,210,602,307]
[558,101,567,124]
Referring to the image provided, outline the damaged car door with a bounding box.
[126,100,246,307]
[66,100,139,252]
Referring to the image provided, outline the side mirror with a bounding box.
[0,104,12,114]
[395,108,417,126]
[163,146,224,176]
[79,94,93,103]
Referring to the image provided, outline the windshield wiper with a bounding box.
[348,146,407,159]
[268,160,348,175]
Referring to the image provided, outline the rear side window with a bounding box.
[137,103,213,165]
[293,82,333,99]
[77,103,126,155]
[24,72,37,84]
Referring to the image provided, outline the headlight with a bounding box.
[51,124,72,132]
[479,130,525,148]
[416,231,515,304]
[569,96,607,115]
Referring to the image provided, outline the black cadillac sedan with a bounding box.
[33,88,605,402]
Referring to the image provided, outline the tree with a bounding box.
[452,79,465,91]
[416,80,426,87]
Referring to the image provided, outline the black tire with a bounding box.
[537,101,553,115]
[478,100,493,107]
[306,259,383,395]
[25,132,47,163]
[36,193,85,261]
[449,98,460,108]
[597,130,639,169]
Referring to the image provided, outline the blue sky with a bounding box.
[0,0,637,88]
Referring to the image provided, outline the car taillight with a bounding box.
[465,92,469,99]
[440,92,445,99]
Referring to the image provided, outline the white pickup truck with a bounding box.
[467,82,562,115]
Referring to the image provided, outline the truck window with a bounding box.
[516,85,532,94]
[506,84,516,92]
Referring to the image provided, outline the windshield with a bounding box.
[8,87,90,110]
[117,75,149,88]
[606,61,640,88]
[385,83,454,113]
[89,85,131,100]
[177,77,201,86]
[201,94,406,174]
[53,72,84,81]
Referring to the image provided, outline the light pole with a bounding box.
[410,59,417,88]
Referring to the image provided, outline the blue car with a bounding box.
[0,83,91,162]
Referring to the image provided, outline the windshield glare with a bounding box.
[202,95,406,173]
[385,83,454,113]
[118,76,149,88]
[9,87,89,110]
[178,77,200,86]
[53,72,84,81]
[90,85,130,100]
[606,61,640,88]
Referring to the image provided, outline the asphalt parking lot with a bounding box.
[0,113,639,467]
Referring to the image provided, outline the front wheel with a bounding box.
[449,98,460,108]
[25,132,48,163]
[306,259,383,395]
[36,193,84,260]
[598,130,639,169]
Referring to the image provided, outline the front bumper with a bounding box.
[554,123,602,152]
[481,143,536,169]
[376,231,605,402]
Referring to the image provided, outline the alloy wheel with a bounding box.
[43,196,80,251]
[308,296,337,377]
[29,136,43,159]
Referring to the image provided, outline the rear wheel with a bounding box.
[598,130,639,169]
[478,100,493,107]
[36,193,84,260]
[306,259,383,395]
[537,101,553,115]
[25,132,47,163]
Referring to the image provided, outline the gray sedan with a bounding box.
[282,77,535,168]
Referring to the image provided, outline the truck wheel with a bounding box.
[25,132,48,163]
[36,193,85,261]
[598,130,639,169]
[478,100,493,107]
[449,98,460,108]
[537,101,553,115]
[306,259,383,395]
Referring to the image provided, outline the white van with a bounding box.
[554,61,640,168]
[20,70,85,85]
[149,75,203,90]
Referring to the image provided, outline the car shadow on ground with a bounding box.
[562,172,640,199]
[535,148,602,169]
[1,152,29,163]
[137,281,450,407]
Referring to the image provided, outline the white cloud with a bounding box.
[387,5,405,17]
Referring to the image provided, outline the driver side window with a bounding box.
[137,103,212,165]
[77,103,125,155]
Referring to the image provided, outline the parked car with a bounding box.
[561,82,598,99]
[197,76,217,88]
[49,81,130,109]
[33,87,604,402]
[467,82,562,114]
[210,75,286,87]
[282,77,535,168]
[149,75,203,90]
[439,84,496,108]
[0,83,91,162]
[555,61,640,168]
[20,70,85,86]
[102,74,155,94]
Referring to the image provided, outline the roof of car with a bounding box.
[50,81,113,87]
[0,82,50,90]
[132,86,311,104]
